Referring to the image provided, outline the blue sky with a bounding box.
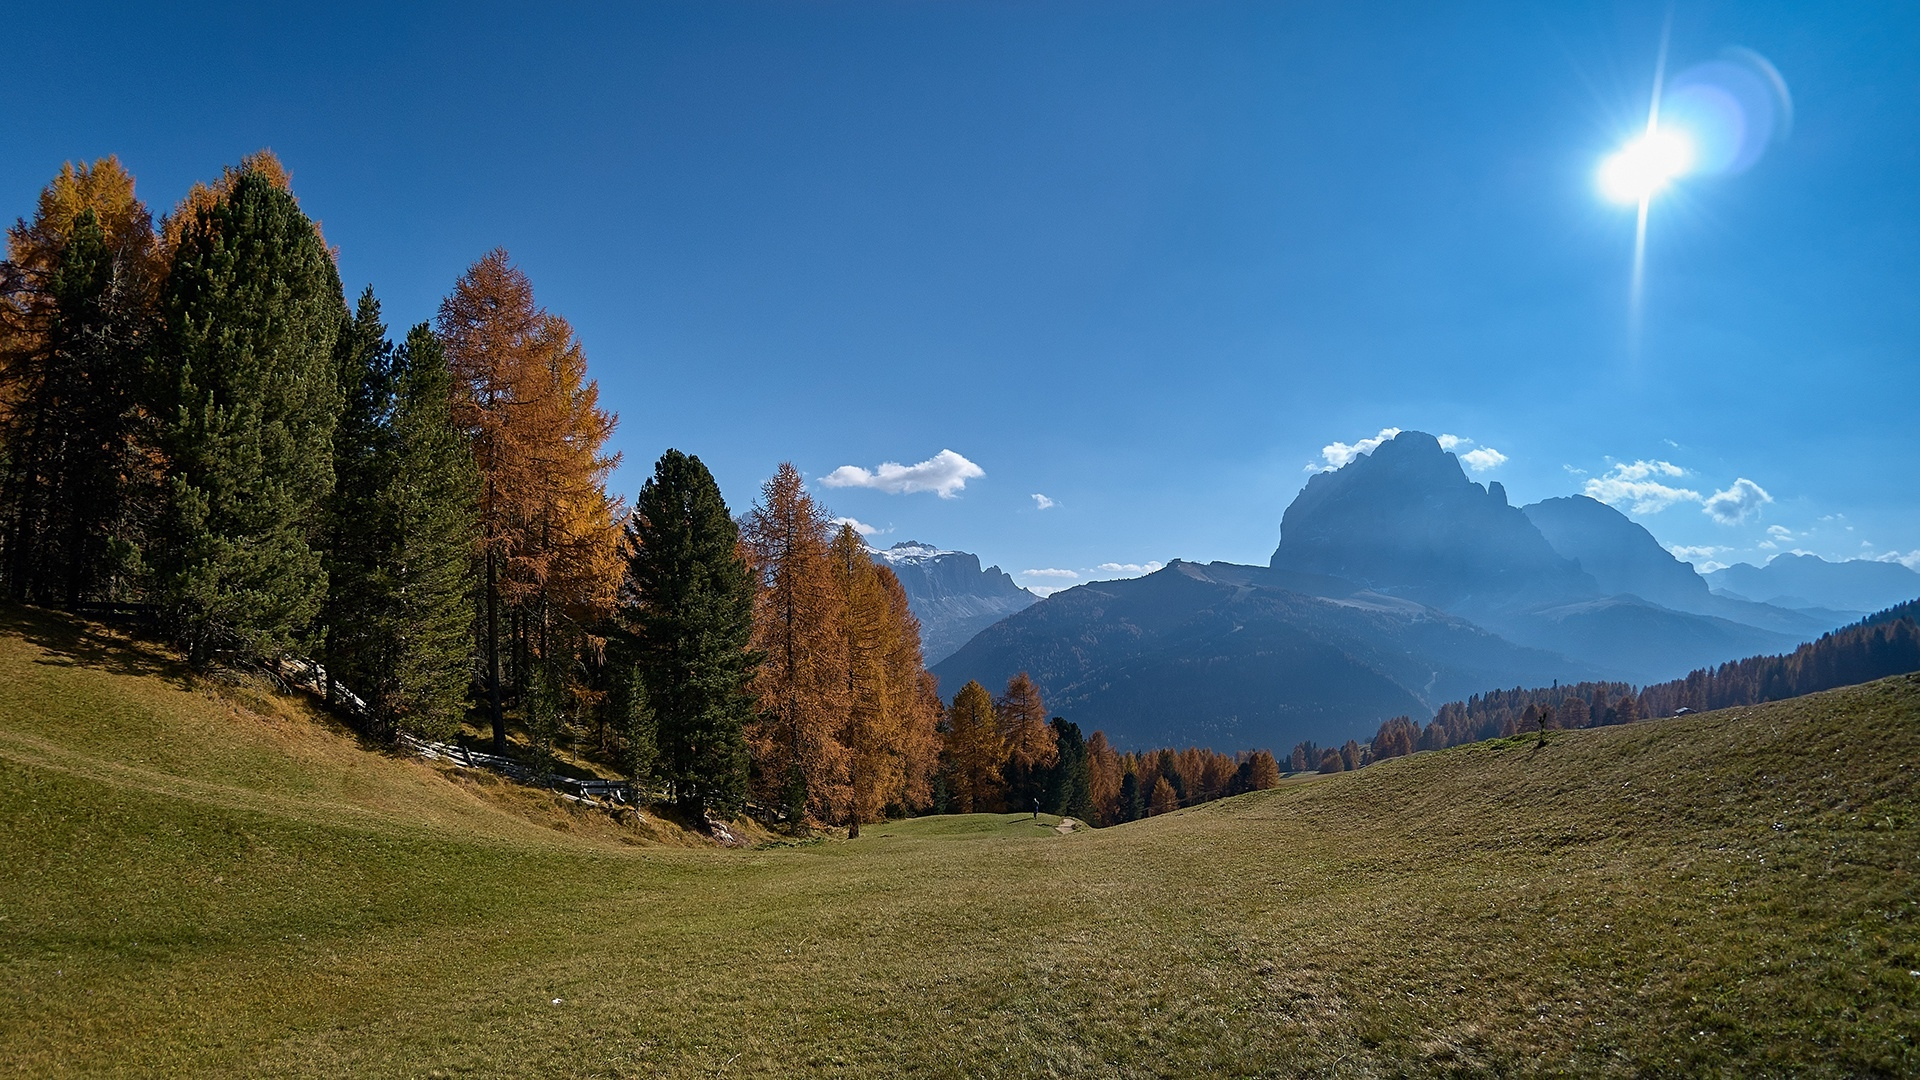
[8,1,1917,592]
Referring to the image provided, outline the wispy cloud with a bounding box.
[1703,478,1772,525]
[1095,561,1165,576]
[1309,427,1401,472]
[820,449,984,498]
[1583,460,1701,515]
[1021,568,1080,580]
[1437,434,1469,451]
[1668,544,1729,561]
[1766,524,1794,541]
[1031,493,1055,510]
[1460,446,1508,472]
[830,516,879,538]
[1874,550,1920,570]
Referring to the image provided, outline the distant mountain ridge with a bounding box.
[935,430,1855,751]
[933,559,1593,752]
[870,542,1038,665]
[1708,553,1920,615]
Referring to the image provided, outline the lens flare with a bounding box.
[1598,128,1695,204]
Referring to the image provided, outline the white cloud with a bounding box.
[1873,550,1920,570]
[1583,460,1702,515]
[1021,568,1079,580]
[1437,434,1470,451]
[1668,544,1729,561]
[1460,446,1508,472]
[1031,493,1055,510]
[1697,560,1730,573]
[1609,459,1687,481]
[1094,561,1165,576]
[1702,478,1772,525]
[819,449,984,498]
[1766,525,1794,541]
[1563,464,1588,478]
[1310,427,1401,472]
[830,516,879,537]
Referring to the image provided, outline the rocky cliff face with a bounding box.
[1271,430,1595,613]
[870,542,1039,665]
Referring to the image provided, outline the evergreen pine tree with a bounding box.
[377,325,480,738]
[619,449,757,820]
[320,288,396,704]
[1044,717,1092,820]
[152,167,345,665]
[0,157,161,606]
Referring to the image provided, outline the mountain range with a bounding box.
[1706,553,1920,616]
[930,430,1895,752]
[869,542,1039,665]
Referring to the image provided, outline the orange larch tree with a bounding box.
[996,671,1058,813]
[942,679,1005,814]
[743,462,849,825]
[438,249,622,753]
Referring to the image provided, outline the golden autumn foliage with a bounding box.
[877,567,943,814]
[438,250,623,747]
[743,463,850,823]
[6,156,161,285]
[827,525,942,833]
[2,157,162,421]
[995,671,1057,810]
[942,680,1004,815]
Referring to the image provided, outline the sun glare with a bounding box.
[1598,128,1694,204]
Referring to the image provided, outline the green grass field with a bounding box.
[2,605,1916,1077]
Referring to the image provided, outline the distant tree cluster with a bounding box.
[1086,737,1282,824]
[1342,598,1920,767]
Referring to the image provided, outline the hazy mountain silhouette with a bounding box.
[933,430,1839,750]
[1522,494,1838,639]
[931,560,1593,752]
[871,542,1038,665]
[1271,431,1594,614]
[1708,553,1920,616]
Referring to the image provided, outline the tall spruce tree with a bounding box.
[1045,717,1092,820]
[152,167,345,665]
[618,449,756,820]
[321,288,397,703]
[374,325,480,738]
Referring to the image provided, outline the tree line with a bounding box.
[1333,597,1920,769]
[0,152,1292,833]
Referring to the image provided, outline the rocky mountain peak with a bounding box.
[1271,429,1593,612]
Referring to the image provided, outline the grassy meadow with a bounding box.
[2,605,1916,1077]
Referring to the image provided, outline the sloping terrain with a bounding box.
[2,605,1915,1077]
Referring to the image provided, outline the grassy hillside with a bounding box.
[2,606,1915,1077]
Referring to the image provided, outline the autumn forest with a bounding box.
[0,152,1289,833]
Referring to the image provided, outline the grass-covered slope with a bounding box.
[3,606,1916,1077]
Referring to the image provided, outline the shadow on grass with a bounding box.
[0,602,187,687]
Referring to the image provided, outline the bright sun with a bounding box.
[1598,127,1695,204]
